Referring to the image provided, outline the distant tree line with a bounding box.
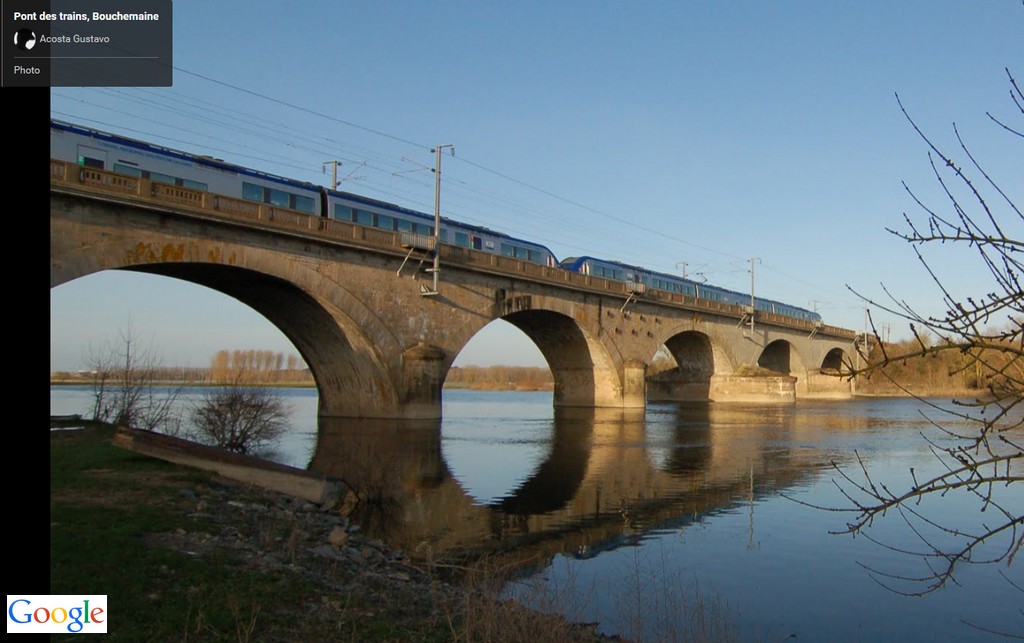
[51,349,312,385]
[53,339,1009,395]
[444,365,553,391]
[208,349,311,384]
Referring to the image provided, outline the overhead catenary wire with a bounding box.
[51,64,858,314]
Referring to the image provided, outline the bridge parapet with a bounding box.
[51,160,854,341]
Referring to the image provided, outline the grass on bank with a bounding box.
[50,423,450,642]
[49,423,622,642]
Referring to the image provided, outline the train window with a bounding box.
[244,182,314,213]
[440,229,448,243]
[416,224,432,236]
[397,219,413,232]
[113,163,142,177]
[116,164,209,191]
[528,250,542,263]
[377,214,395,231]
[455,232,470,247]
[333,205,354,221]
[268,189,290,208]
[355,210,373,226]
[473,237,483,250]
[77,145,105,169]
[149,171,176,186]
[243,182,263,202]
[501,243,515,257]
[294,195,315,213]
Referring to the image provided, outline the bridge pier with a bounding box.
[647,371,711,402]
[803,370,854,399]
[648,372,799,404]
[399,343,447,419]
[708,374,796,404]
[621,359,648,409]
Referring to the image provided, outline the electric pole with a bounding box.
[748,257,761,334]
[322,160,342,189]
[428,144,454,295]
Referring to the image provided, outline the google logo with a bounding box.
[6,595,107,634]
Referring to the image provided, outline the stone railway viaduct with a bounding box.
[50,161,858,419]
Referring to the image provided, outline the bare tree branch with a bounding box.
[830,69,1023,597]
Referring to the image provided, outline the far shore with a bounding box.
[51,377,984,399]
[853,388,991,400]
[48,378,318,388]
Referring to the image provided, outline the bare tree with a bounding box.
[86,322,182,433]
[189,375,290,455]
[825,68,1022,600]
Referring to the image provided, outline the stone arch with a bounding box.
[500,309,623,408]
[58,259,403,418]
[130,263,403,418]
[821,347,848,372]
[802,344,855,399]
[758,339,797,374]
[648,330,733,402]
[758,338,810,395]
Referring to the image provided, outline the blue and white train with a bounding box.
[560,256,821,323]
[50,119,822,325]
[50,119,558,268]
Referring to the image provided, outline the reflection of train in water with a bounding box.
[50,119,822,325]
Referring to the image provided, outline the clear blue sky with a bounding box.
[50,1,1022,372]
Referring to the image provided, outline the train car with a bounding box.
[51,119,558,268]
[51,118,819,321]
[50,119,323,214]
[560,256,822,324]
[325,189,558,268]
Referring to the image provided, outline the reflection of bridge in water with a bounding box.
[308,403,871,567]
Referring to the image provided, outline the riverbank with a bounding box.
[50,421,618,642]
[853,387,990,399]
[48,378,317,388]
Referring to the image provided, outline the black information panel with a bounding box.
[4,0,172,87]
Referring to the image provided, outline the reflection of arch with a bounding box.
[491,413,592,515]
[120,263,399,418]
[502,310,620,408]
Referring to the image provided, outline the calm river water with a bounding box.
[50,386,1022,641]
